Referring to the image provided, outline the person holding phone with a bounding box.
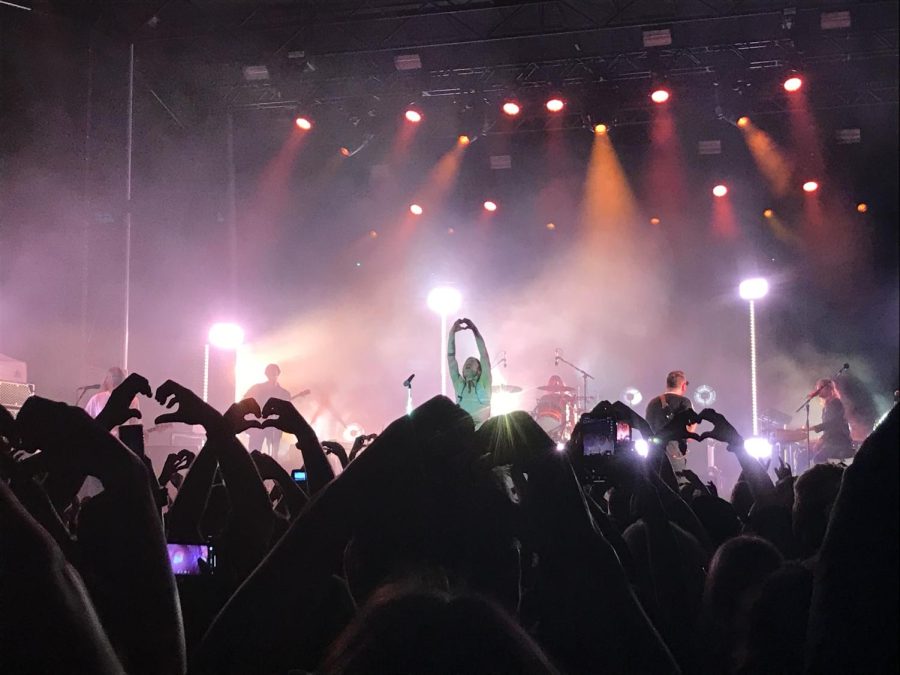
[448,318,492,428]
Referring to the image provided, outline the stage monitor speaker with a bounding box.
[1,381,35,417]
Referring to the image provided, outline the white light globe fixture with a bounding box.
[739,277,769,301]
[427,286,462,316]
[208,322,245,350]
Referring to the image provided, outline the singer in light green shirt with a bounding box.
[448,318,492,427]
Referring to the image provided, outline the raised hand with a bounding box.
[0,404,20,450]
[159,449,195,486]
[774,456,793,481]
[462,317,479,335]
[225,398,264,434]
[610,400,653,440]
[697,408,744,447]
[260,398,313,438]
[451,318,466,333]
[656,407,703,444]
[96,372,152,430]
[154,379,222,432]
[250,449,284,481]
[349,433,377,461]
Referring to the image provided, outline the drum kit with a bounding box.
[492,375,586,442]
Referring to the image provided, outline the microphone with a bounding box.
[402,373,415,388]
[839,363,850,374]
[554,349,560,367]
[77,383,101,391]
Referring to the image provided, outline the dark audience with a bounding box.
[0,368,897,674]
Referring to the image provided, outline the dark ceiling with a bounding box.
[22,0,896,132]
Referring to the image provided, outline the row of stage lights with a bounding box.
[293,75,807,133]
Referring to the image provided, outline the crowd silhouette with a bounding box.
[0,359,896,674]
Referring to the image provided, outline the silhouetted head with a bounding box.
[793,463,844,557]
[322,582,558,675]
[666,370,688,396]
[102,366,126,391]
[462,357,482,383]
[264,363,281,383]
[816,378,838,401]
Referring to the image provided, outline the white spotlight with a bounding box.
[208,322,245,350]
[555,442,566,452]
[622,387,643,406]
[634,439,650,457]
[744,436,773,460]
[739,278,769,301]
[343,423,365,443]
[426,286,462,316]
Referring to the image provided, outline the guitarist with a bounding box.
[244,364,292,456]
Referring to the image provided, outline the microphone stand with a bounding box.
[793,363,849,471]
[556,355,595,412]
[74,387,91,407]
[403,375,414,415]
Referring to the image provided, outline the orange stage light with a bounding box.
[458,135,470,146]
[856,202,868,213]
[409,204,423,215]
[763,209,774,219]
[295,117,312,130]
[737,116,750,128]
[650,217,661,225]
[803,180,819,193]
[593,123,608,135]
[404,109,422,123]
[483,200,498,212]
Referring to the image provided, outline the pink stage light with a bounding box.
[295,117,312,130]
[651,88,670,104]
[713,184,728,197]
[404,109,422,123]
[409,203,423,215]
[483,200,498,212]
[802,180,819,193]
[783,76,803,93]
[502,101,521,116]
[545,98,565,113]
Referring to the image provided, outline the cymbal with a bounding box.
[492,384,523,394]
[538,384,576,393]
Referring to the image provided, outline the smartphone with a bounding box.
[291,469,307,484]
[581,416,616,456]
[616,422,632,443]
[118,424,145,457]
[166,543,215,576]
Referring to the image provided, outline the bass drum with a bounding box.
[532,394,574,441]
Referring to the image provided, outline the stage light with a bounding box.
[593,123,608,135]
[340,147,351,157]
[783,76,803,93]
[744,436,773,459]
[546,222,556,230]
[404,108,422,123]
[294,117,312,130]
[693,385,717,408]
[651,88,670,104]
[427,286,462,316]
[458,135,470,146]
[739,277,769,301]
[856,202,868,213]
[428,286,463,397]
[343,423,365,443]
[483,200,498,212]
[650,216,661,225]
[622,387,643,406]
[502,101,521,116]
[634,439,650,458]
[368,230,378,239]
[409,203,423,216]
[545,98,565,112]
[803,180,819,193]
[737,116,750,128]
[556,442,566,452]
[713,184,728,197]
[447,227,455,235]
[208,322,244,350]
[763,208,774,219]
[739,278,768,436]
